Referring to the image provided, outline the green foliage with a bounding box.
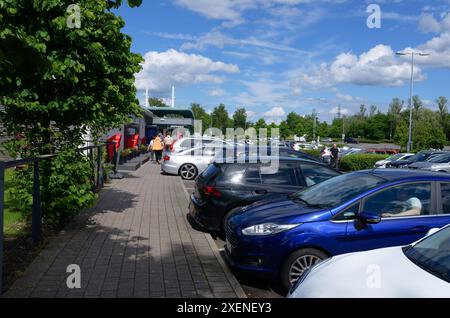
[148,97,168,107]
[233,108,247,129]
[0,0,143,150]
[43,148,96,227]
[340,154,389,172]
[211,104,229,134]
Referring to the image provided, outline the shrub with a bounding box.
[340,154,389,172]
[9,148,97,230]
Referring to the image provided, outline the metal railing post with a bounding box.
[31,160,42,243]
[109,141,123,179]
[97,145,104,189]
[0,162,5,294]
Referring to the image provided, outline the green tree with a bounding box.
[437,96,448,131]
[388,98,403,140]
[0,0,142,227]
[232,107,247,129]
[148,98,168,107]
[190,103,211,132]
[211,104,229,134]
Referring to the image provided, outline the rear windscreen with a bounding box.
[200,163,221,180]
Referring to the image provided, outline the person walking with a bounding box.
[152,134,164,164]
[164,132,173,153]
[147,136,155,162]
[330,144,340,170]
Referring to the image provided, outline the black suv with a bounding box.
[187,156,341,238]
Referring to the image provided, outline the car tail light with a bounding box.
[163,155,170,161]
[202,185,221,198]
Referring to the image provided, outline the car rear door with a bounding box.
[256,160,301,195]
[344,181,450,252]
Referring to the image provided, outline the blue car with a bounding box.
[224,169,450,291]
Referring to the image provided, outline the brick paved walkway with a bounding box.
[4,162,245,298]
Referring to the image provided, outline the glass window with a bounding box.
[292,172,385,208]
[300,162,340,187]
[404,226,450,283]
[441,183,450,214]
[334,203,360,221]
[244,164,261,184]
[223,164,247,183]
[260,163,297,186]
[363,183,432,218]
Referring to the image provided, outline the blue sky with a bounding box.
[116,0,450,122]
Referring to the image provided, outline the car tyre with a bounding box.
[280,248,328,292]
[179,164,198,180]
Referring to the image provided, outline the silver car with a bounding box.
[408,152,450,173]
[374,153,414,168]
[161,146,218,180]
[170,137,237,153]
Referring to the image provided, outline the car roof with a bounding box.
[215,155,323,165]
[359,168,450,181]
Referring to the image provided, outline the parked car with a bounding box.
[188,157,341,238]
[364,148,399,155]
[344,137,358,144]
[408,152,450,173]
[224,169,450,291]
[288,225,450,298]
[240,146,320,162]
[161,146,219,180]
[386,150,448,169]
[170,137,237,153]
[374,153,414,168]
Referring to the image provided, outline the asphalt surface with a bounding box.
[181,179,283,298]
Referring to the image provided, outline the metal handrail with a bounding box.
[0,142,108,294]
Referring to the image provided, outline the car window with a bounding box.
[300,162,340,187]
[441,183,450,214]
[334,203,360,221]
[222,164,248,183]
[244,164,261,184]
[260,163,297,186]
[363,183,432,218]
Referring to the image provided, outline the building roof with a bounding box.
[147,107,195,119]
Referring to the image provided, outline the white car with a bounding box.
[288,226,450,298]
[374,153,414,168]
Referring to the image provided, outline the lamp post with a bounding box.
[396,51,430,152]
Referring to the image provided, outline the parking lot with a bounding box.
[181,179,283,298]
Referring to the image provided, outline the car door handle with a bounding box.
[411,226,429,232]
[254,190,268,194]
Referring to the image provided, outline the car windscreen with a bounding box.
[405,226,450,283]
[387,153,404,161]
[290,172,386,208]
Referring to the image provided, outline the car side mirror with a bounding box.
[353,211,381,231]
[358,211,382,224]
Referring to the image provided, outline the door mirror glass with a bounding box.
[358,211,381,224]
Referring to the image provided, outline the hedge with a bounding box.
[339,154,390,172]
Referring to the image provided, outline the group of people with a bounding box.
[148,132,174,164]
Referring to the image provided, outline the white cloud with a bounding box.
[418,12,450,33]
[415,32,450,68]
[209,88,226,97]
[330,45,425,86]
[263,106,286,117]
[329,106,351,116]
[135,49,239,93]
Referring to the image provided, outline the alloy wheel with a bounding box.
[289,254,322,285]
[180,164,197,180]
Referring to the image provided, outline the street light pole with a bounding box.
[396,51,430,152]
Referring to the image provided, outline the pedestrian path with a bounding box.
[4,163,245,298]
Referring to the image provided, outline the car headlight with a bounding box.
[241,223,301,236]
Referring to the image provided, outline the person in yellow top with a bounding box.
[151,135,164,164]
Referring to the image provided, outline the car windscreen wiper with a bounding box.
[291,197,330,209]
